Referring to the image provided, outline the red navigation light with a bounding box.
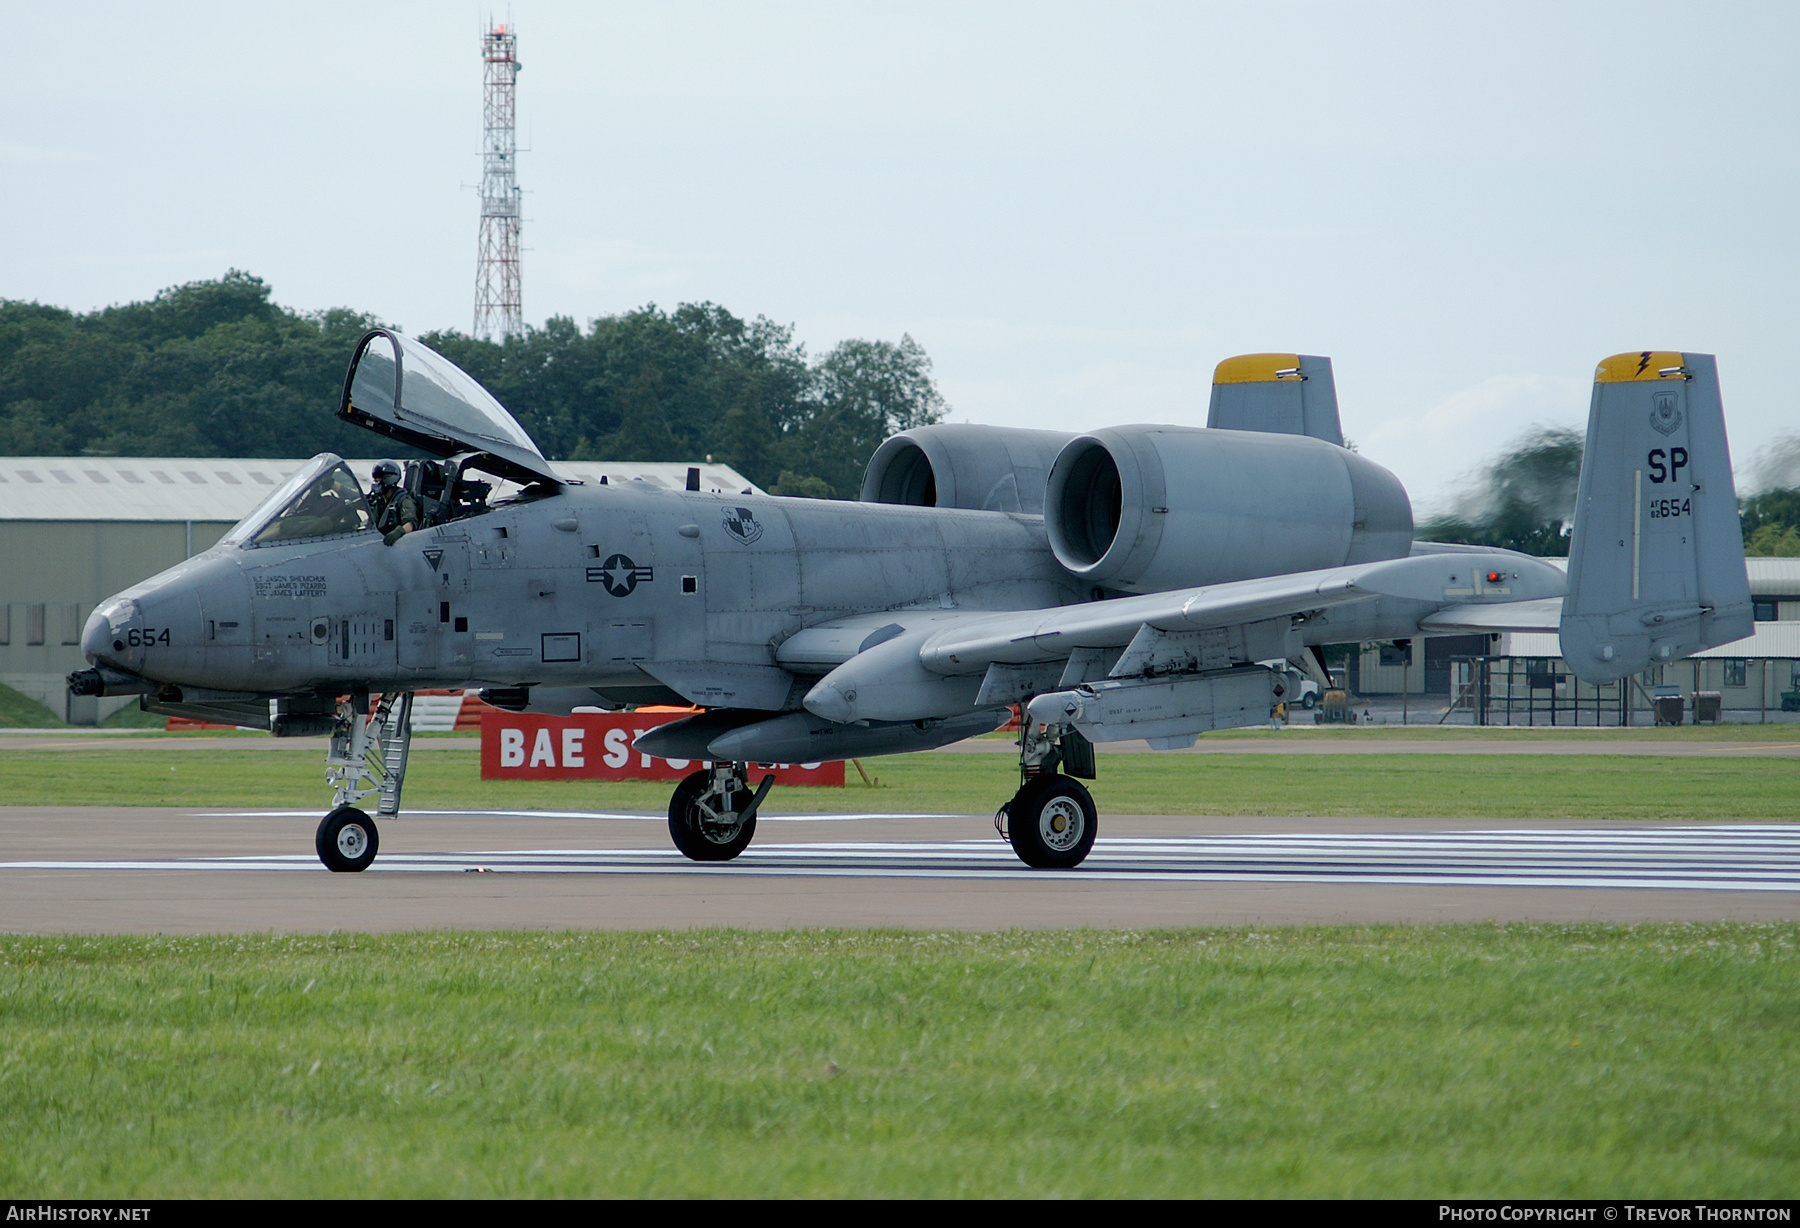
[1486,571,1504,584]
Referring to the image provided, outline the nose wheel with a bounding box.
[316,805,379,872]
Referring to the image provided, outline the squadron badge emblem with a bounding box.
[722,506,764,544]
[1649,392,1683,436]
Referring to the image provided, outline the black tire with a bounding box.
[1301,692,1317,710]
[316,805,378,872]
[1005,773,1097,869]
[667,769,757,862]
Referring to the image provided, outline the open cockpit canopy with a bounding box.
[338,330,559,485]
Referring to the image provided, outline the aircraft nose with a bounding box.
[82,598,137,665]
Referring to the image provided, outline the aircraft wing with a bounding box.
[791,552,1559,725]
[777,561,1398,676]
[916,553,1533,672]
[914,573,1369,672]
[776,573,1370,674]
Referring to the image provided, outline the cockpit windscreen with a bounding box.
[222,456,374,547]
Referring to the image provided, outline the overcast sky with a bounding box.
[4,1,1796,513]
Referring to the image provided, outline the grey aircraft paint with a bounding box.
[70,335,1753,872]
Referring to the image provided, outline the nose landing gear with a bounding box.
[313,691,414,872]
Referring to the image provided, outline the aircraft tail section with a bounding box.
[1559,352,1752,683]
[1206,353,1344,446]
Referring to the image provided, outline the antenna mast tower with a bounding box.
[473,21,522,341]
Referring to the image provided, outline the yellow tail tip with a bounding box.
[1595,351,1687,383]
[1212,353,1304,385]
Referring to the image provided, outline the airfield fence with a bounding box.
[1444,656,1633,727]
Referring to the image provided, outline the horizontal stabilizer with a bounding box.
[1419,597,1563,634]
[1207,353,1344,446]
[1559,352,1753,683]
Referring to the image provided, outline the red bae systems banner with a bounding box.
[480,710,845,786]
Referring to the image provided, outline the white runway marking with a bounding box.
[9,825,1800,891]
[203,809,942,822]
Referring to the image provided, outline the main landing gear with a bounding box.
[667,763,776,861]
[658,725,1100,869]
[313,691,414,872]
[996,716,1098,869]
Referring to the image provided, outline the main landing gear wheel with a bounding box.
[668,769,757,862]
[1005,773,1097,869]
[316,805,379,872]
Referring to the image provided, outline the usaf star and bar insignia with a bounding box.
[588,554,654,597]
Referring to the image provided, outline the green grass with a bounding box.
[0,925,1794,1197]
[0,682,63,728]
[0,742,1795,820]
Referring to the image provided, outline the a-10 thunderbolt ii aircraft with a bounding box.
[69,333,1752,872]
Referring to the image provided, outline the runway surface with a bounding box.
[4,807,1798,932]
[7,732,1800,756]
[13,817,1800,892]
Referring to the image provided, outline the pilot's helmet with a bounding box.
[372,459,402,488]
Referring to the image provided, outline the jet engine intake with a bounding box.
[860,424,1074,514]
[1044,426,1412,593]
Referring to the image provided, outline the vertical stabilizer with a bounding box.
[1560,352,1752,683]
[1206,353,1344,446]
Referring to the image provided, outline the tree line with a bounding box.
[0,271,946,498]
[1416,427,1800,557]
[7,273,1797,547]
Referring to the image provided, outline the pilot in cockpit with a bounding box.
[369,460,420,545]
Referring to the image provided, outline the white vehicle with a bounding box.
[1293,675,1321,709]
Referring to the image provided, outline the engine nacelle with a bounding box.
[1044,426,1412,593]
[860,424,1074,514]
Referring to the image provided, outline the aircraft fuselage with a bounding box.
[84,480,1088,702]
